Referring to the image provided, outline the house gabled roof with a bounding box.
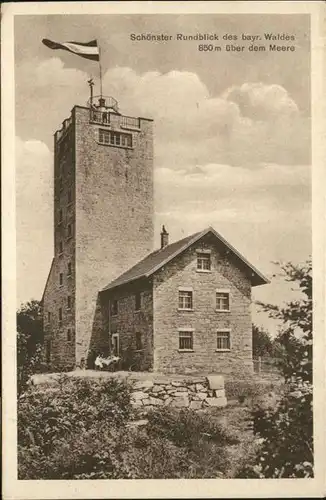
[101,226,269,292]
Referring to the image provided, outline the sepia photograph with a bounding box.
[2,1,325,499]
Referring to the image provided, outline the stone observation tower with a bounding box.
[42,89,154,370]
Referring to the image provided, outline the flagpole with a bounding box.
[98,40,103,98]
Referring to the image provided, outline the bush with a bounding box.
[225,380,277,402]
[18,380,243,480]
[18,376,133,479]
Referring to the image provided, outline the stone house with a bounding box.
[99,225,269,376]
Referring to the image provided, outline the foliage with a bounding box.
[18,376,132,479]
[122,407,238,478]
[224,379,278,403]
[18,377,244,479]
[252,324,275,357]
[248,259,313,478]
[17,299,43,395]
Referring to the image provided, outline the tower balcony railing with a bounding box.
[87,95,119,113]
[90,110,141,130]
[88,96,141,130]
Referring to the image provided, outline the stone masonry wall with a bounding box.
[42,124,76,371]
[153,233,253,376]
[74,106,154,366]
[129,374,227,412]
[101,280,154,371]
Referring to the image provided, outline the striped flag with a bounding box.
[42,39,100,61]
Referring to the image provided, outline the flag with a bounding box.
[42,39,99,61]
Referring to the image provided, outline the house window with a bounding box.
[178,289,193,310]
[135,292,141,311]
[135,332,142,351]
[179,330,194,351]
[216,291,230,311]
[99,129,132,148]
[67,328,72,341]
[67,223,72,239]
[197,252,211,271]
[111,299,118,316]
[59,273,63,286]
[59,307,63,323]
[59,241,63,255]
[67,295,71,310]
[67,262,72,277]
[216,331,231,351]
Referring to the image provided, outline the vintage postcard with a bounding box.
[2,1,325,499]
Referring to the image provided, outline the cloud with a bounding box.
[15,59,311,319]
[16,59,310,167]
[16,137,53,305]
[224,82,299,120]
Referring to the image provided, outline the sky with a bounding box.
[15,13,311,332]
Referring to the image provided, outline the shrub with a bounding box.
[225,380,277,402]
[18,376,133,479]
[249,259,313,478]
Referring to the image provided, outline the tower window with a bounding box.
[99,129,132,148]
[59,307,63,322]
[67,295,71,310]
[59,273,63,286]
[59,176,63,192]
[67,329,72,342]
[48,312,51,322]
[68,188,72,205]
[67,262,72,277]
[59,241,63,255]
[58,209,63,225]
[67,223,72,239]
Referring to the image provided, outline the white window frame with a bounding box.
[216,329,231,352]
[196,249,212,272]
[178,328,194,352]
[215,288,231,312]
[178,287,194,311]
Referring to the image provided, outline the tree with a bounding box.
[17,299,43,395]
[252,324,274,358]
[248,260,313,478]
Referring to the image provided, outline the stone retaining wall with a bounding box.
[30,370,228,412]
[129,374,227,411]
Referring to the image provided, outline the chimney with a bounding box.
[160,225,169,249]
